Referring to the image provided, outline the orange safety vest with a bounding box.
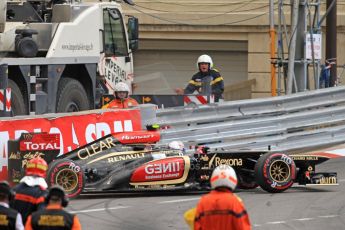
[25,204,82,230]
[194,189,251,230]
[102,98,139,109]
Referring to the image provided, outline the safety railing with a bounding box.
[154,86,345,153]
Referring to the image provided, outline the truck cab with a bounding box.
[0,0,138,115]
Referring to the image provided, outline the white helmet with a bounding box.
[168,141,185,150]
[114,82,130,92]
[210,165,237,191]
[196,54,213,69]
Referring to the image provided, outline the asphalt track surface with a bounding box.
[67,157,345,230]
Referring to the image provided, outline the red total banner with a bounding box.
[0,109,142,180]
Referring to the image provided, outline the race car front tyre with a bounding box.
[47,159,85,198]
[255,152,296,193]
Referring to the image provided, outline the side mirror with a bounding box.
[195,146,210,155]
[108,9,120,20]
[128,16,139,51]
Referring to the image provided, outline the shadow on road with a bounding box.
[74,183,340,200]
[76,190,208,200]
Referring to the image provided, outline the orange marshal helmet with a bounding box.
[26,157,48,178]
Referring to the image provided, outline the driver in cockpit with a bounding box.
[168,141,185,152]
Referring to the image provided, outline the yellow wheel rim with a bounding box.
[55,168,78,192]
[268,160,291,183]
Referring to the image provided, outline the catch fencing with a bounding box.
[154,86,345,153]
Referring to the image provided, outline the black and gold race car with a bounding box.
[8,130,340,198]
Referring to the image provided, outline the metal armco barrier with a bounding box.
[154,86,345,153]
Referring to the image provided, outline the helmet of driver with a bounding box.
[196,54,213,69]
[114,82,130,93]
[168,141,185,150]
[26,157,48,178]
[210,165,237,191]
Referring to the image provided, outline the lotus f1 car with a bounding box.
[8,130,340,198]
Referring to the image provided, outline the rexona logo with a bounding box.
[130,157,185,182]
[208,154,243,167]
[214,157,243,166]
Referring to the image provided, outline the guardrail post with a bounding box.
[29,66,38,115]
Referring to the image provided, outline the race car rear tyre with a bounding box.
[47,159,85,198]
[255,152,296,193]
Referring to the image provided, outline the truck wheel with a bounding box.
[8,79,27,115]
[56,78,90,113]
[47,159,85,198]
[255,152,296,193]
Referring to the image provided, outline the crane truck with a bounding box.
[0,0,139,116]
